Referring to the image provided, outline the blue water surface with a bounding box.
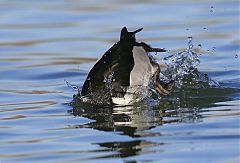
[0,0,239,163]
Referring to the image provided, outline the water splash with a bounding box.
[162,37,219,88]
[163,37,199,80]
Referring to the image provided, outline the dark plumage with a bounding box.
[80,27,173,105]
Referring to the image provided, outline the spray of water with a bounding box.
[162,37,219,88]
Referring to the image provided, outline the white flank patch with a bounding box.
[129,46,153,87]
[112,46,154,105]
[82,46,155,106]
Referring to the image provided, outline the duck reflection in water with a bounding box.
[69,100,172,159]
[69,86,238,159]
[70,101,168,137]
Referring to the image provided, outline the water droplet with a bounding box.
[198,44,202,48]
[235,54,238,58]
[65,80,80,91]
[71,85,79,90]
[210,6,214,12]
[187,37,193,50]
[203,27,208,30]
